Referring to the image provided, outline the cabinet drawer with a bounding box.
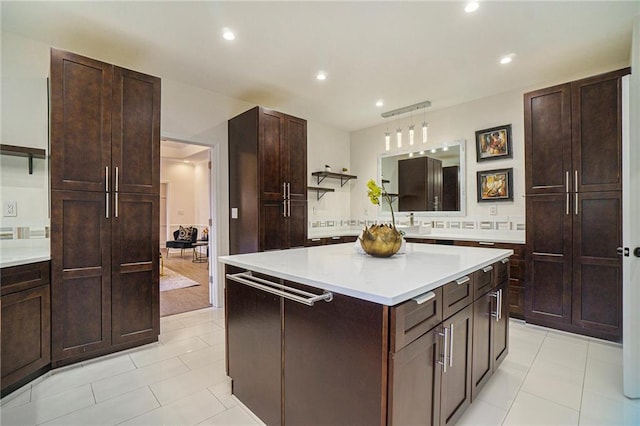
[494,257,511,285]
[473,264,495,299]
[443,275,473,319]
[391,287,443,352]
[1,261,50,296]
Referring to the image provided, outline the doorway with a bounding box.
[159,139,213,316]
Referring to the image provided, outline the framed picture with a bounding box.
[477,168,513,202]
[475,124,512,162]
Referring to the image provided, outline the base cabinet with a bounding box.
[226,259,510,426]
[1,261,51,397]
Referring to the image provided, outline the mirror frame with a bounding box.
[377,139,466,217]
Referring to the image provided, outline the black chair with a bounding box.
[165,227,198,257]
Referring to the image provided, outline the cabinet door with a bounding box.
[493,281,510,368]
[471,293,493,400]
[288,200,307,248]
[111,193,159,345]
[525,194,572,325]
[284,286,387,426]
[388,329,442,426]
[398,157,428,211]
[428,157,443,210]
[524,83,572,195]
[572,191,622,339]
[260,201,286,251]
[51,190,111,364]
[285,114,307,202]
[111,67,160,195]
[440,304,473,426]
[50,48,112,192]
[226,272,282,426]
[571,70,627,193]
[259,108,286,202]
[1,284,51,394]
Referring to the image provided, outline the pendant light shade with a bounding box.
[409,125,415,145]
[385,132,390,151]
[422,122,429,144]
[396,128,402,148]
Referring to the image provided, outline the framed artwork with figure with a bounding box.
[477,168,513,202]
[476,124,512,162]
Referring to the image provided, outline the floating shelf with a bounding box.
[308,186,335,200]
[311,171,357,187]
[0,144,46,174]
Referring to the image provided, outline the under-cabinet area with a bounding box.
[221,243,512,426]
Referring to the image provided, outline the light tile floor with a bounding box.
[1,308,638,425]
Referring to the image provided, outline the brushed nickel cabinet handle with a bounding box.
[483,265,494,273]
[106,166,109,192]
[115,166,119,192]
[106,193,109,219]
[226,272,333,306]
[455,276,470,285]
[412,291,436,305]
[115,192,118,218]
[449,323,454,367]
[438,326,449,373]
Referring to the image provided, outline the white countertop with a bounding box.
[219,243,513,306]
[0,247,51,268]
[307,229,525,244]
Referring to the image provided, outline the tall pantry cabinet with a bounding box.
[524,68,628,341]
[229,107,307,254]
[50,48,161,365]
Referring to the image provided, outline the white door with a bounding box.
[622,71,640,398]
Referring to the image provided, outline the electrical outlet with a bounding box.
[489,205,497,216]
[3,201,17,217]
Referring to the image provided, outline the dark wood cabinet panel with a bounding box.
[226,275,282,426]
[391,287,443,352]
[571,69,627,193]
[388,328,441,426]
[493,281,509,368]
[524,69,627,341]
[50,48,160,365]
[524,83,572,195]
[442,275,473,320]
[111,193,160,345]
[442,166,459,211]
[525,194,572,325]
[398,156,443,211]
[112,67,161,195]
[572,192,622,339]
[50,48,112,192]
[440,304,473,426]
[229,107,307,254]
[51,190,111,363]
[1,261,51,397]
[284,286,387,426]
[471,293,493,400]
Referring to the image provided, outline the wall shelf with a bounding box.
[0,144,46,174]
[311,171,357,187]
[308,186,335,200]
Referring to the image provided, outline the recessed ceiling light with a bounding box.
[465,2,479,13]
[316,71,327,81]
[500,54,514,65]
[222,28,235,41]
[376,100,384,107]
[183,160,190,163]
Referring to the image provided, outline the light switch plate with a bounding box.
[231,208,238,219]
[489,205,497,216]
[3,201,17,217]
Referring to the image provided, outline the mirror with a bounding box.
[378,140,466,215]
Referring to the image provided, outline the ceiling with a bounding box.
[2,1,637,132]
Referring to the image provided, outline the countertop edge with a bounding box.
[220,247,514,306]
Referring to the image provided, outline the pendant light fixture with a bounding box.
[381,100,431,151]
[422,105,429,144]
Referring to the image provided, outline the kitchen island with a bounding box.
[219,242,513,426]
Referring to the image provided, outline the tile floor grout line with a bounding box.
[500,329,548,425]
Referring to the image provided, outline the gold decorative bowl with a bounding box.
[359,224,403,258]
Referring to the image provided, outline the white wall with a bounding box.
[307,121,351,228]
[194,160,210,232]
[350,89,525,223]
[160,159,196,232]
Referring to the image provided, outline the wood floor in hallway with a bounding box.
[160,248,211,317]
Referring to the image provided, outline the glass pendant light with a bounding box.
[409,125,415,145]
[396,128,402,148]
[385,132,390,151]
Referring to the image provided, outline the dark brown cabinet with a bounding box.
[50,48,160,365]
[1,261,51,397]
[398,156,443,211]
[229,107,308,254]
[524,68,628,341]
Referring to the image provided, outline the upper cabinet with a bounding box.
[50,49,160,194]
[229,107,308,254]
[524,68,628,195]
